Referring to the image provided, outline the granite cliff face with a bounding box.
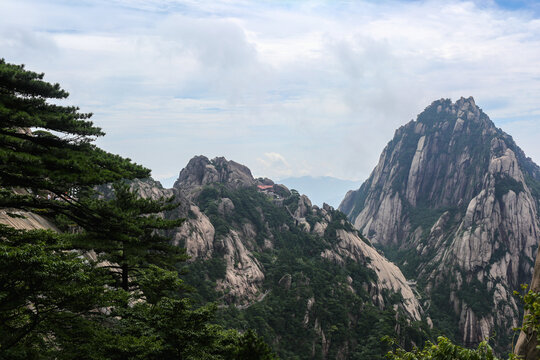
[169,156,423,317]
[124,155,428,358]
[174,155,256,199]
[340,97,540,349]
[0,209,58,231]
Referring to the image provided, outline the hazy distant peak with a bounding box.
[278,176,363,208]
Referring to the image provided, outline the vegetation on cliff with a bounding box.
[386,286,540,359]
[180,183,430,359]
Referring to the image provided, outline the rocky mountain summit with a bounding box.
[126,155,429,358]
[340,97,540,350]
[173,156,420,310]
[174,155,257,191]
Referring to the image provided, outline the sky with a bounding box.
[1,0,540,183]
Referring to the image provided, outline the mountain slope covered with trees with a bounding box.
[133,155,430,359]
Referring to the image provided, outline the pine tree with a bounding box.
[0,59,276,358]
[78,182,187,294]
[0,58,148,219]
[0,58,150,357]
[0,226,118,358]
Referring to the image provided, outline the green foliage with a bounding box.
[76,182,187,292]
[0,59,150,356]
[455,277,494,318]
[0,60,147,210]
[494,175,525,202]
[408,206,452,235]
[323,211,356,243]
[523,174,540,203]
[427,283,461,342]
[523,174,540,217]
[375,244,432,282]
[415,99,455,126]
[180,257,227,303]
[283,189,300,214]
[0,225,116,358]
[198,184,289,243]
[385,285,540,360]
[385,336,500,360]
[93,297,276,360]
[217,256,408,360]
[514,284,540,349]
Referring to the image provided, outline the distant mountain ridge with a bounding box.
[339,96,540,351]
[278,176,362,208]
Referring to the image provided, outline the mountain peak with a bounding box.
[339,96,540,350]
[429,96,476,110]
[173,155,256,190]
[415,96,487,128]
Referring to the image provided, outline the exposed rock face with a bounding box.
[0,209,58,231]
[215,229,265,303]
[2,155,429,359]
[332,229,422,321]
[174,155,256,195]
[173,205,215,260]
[165,155,423,314]
[129,175,263,302]
[128,178,175,200]
[340,97,540,349]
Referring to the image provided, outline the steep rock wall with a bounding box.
[169,155,424,318]
[340,97,540,349]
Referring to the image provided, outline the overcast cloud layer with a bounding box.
[1,0,539,183]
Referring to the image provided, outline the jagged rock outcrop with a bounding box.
[215,229,265,303]
[340,97,540,350]
[173,205,215,260]
[1,154,429,359]
[174,156,256,198]
[119,174,263,302]
[330,229,422,321]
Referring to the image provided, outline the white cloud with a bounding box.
[255,152,293,179]
[1,0,540,182]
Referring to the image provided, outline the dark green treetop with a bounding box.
[0,58,148,212]
[78,182,187,293]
